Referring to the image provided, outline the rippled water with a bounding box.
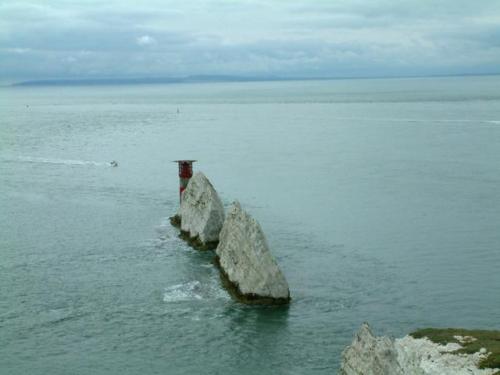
[1,77,500,374]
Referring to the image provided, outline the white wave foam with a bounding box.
[154,221,175,237]
[150,218,181,248]
[163,281,204,303]
[163,278,229,303]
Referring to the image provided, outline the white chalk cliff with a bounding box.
[176,172,225,248]
[340,323,496,375]
[215,201,290,303]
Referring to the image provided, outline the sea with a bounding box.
[1,76,499,374]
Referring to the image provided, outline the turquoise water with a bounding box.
[1,77,500,374]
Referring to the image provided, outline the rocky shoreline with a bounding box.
[340,323,499,375]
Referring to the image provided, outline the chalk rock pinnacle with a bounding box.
[215,201,290,304]
[174,172,225,250]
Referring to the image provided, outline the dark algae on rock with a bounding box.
[178,230,219,251]
[169,214,181,228]
[171,214,219,250]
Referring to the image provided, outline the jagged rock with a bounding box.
[340,323,403,375]
[340,323,497,375]
[170,172,225,250]
[215,201,290,304]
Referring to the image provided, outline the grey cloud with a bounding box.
[1,0,499,82]
[288,0,500,20]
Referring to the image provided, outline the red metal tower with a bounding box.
[174,160,196,203]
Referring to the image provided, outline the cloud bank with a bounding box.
[1,0,499,82]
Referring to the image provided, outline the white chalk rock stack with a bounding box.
[215,201,290,304]
[176,172,225,249]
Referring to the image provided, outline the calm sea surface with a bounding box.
[1,77,500,374]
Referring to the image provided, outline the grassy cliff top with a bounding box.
[411,328,500,373]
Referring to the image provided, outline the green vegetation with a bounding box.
[411,328,500,373]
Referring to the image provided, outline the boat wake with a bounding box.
[3,156,113,167]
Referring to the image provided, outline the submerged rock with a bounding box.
[215,201,290,304]
[170,172,225,250]
[340,323,497,375]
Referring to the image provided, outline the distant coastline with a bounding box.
[8,72,500,87]
[10,75,304,87]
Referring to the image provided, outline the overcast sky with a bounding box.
[1,0,500,82]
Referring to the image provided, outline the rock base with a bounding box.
[179,230,219,251]
[169,215,181,228]
[170,215,218,250]
[214,256,290,305]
